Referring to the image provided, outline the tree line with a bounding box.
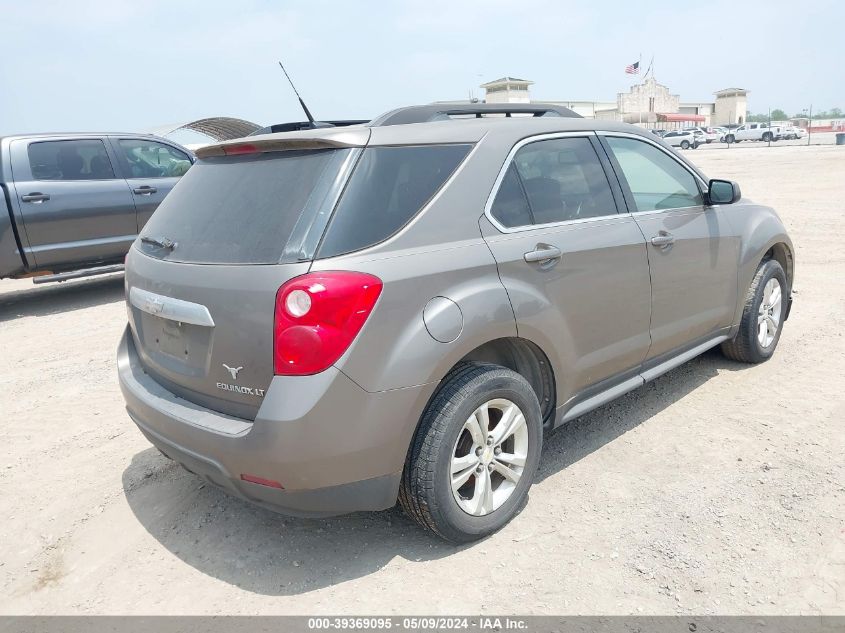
[747,108,843,122]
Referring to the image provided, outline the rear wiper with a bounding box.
[140,236,177,251]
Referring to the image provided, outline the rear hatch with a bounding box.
[125,134,365,420]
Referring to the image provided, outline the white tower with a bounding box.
[714,88,749,126]
[480,77,533,104]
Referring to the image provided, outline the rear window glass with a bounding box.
[138,149,354,265]
[317,144,471,259]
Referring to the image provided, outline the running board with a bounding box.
[560,376,644,424]
[557,334,730,426]
[32,264,124,284]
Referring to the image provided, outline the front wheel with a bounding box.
[680,140,690,149]
[725,134,735,144]
[763,132,773,142]
[399,363,543,542]
[721,259,788,363]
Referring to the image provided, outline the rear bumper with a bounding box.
[117,328,436,517]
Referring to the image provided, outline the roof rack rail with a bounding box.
[249,120,369,136]
[370,103,582,127]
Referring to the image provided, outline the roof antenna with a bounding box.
[278,61,316,128]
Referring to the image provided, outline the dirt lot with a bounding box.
[1,143,843,616]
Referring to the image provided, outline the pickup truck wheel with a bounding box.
[680,140,690,149]
[725,134,735,144]
[763,132,773,142]
[399,362,543,543]
[721,259,787,363]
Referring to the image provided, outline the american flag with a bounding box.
[625,61,640,74]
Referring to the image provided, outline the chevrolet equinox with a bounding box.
[118,104,794,542]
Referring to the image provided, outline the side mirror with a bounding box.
[707,179,741,205]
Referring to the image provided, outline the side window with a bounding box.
[27,139,115,181]
[317,144,471,258]
[490,164,533,228]
[490,136,617,227]
[605,136,703,212]
[117,139,192,178]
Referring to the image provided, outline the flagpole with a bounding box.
[639,53,643,126]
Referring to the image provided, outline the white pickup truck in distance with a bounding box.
[724,123,783,143]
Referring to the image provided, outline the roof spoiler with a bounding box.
[370,103,582,127]
[195,128,370,159]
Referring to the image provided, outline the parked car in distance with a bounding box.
[118,104,795,542]
[724,122,783,143]
[0,133,194,282]
[692,130,708,146]
[781,125,806,140]
[662,129,700,149]
[712,126,729,142]
[687,126,719,143]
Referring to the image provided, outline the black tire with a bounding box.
[726,134,735,144]
[721,259,788,363]
[763,132,772,142]
[680,140,690,149]
[399,362,543,543]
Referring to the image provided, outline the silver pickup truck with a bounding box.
[1,133,193,282]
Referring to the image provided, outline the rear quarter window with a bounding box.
[316,144,471,258]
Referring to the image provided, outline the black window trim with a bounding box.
[596,131,709,216]
[483,132,625,233]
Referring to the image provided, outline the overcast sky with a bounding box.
[1,0,842,137]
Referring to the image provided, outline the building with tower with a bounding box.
[475,75,749,129]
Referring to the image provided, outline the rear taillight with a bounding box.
[273,271,383,375]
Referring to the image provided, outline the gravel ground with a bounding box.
[0,143,843,615]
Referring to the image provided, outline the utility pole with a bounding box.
[728,110,733,149]
[808,104,813,146]
[768,107,772,147]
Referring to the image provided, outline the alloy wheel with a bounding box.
[450,398,529,516]
[758,278,782,348]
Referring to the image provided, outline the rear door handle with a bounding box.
[133,186,158,195]
[651,231,675,247]
[524,244,563,264]
[21,193,50,203]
